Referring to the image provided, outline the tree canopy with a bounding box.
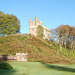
[51,25,75,51]
[0,11,20,36]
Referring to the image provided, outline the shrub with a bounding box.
[19,36,25,40]
[0,62,13,70]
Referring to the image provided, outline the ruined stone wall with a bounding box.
[0,55,16,60]
[0,53,27,61]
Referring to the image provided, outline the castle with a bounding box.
[29,17,50,39]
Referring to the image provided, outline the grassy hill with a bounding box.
[0,34,75,64]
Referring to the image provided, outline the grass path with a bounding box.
[0,62,75,75]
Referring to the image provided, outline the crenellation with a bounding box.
[16,53,27,55]
[16,53,27,61]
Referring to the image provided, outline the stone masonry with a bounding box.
[29,17,50,39]
[16,53,27,61]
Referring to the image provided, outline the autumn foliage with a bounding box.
[0,34,75,64]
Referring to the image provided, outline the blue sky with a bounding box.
[0,0,75,34]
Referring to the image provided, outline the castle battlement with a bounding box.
[16,53,27,55]
[29,17,50,39]
[16,53,27,61]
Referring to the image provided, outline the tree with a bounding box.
[51,25,75,51]
[37,25,44,38]
[70,26,75,50]
[0,11,20,36]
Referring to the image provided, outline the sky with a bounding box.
[0,0,75,34]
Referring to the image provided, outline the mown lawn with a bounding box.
[0,62,75,75]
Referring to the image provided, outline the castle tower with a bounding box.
[29,17,50,39]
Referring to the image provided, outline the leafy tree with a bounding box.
[51,25,75,51]
[37,25,44,38]
[0,11,20,36]
[0,11,4,15]
[70,26,75,50]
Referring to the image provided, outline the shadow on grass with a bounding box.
[41,62,75,73]
[0,59,16,75]
[0,69,16,75]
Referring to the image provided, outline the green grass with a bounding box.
[0,62,75,75]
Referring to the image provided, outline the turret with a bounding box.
[29,18,32,23]
[29,18,32,26]
[35,17,38,21]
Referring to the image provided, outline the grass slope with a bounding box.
[0,62,75,75]
[0,34,75,64]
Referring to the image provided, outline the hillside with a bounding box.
[0,34,75,64]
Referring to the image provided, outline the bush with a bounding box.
[0,62,13,70]
[19,36,25,40]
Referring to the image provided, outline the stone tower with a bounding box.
[29,17,50,39]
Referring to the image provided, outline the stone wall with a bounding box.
[0,55,16,60]
[0,53,27,61]
[16,53,27,61]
